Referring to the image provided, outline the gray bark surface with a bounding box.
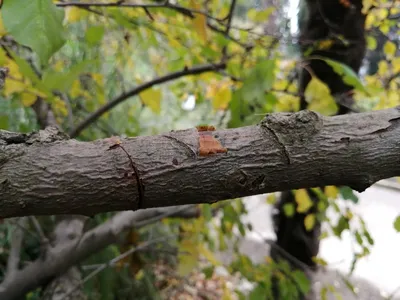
[1,108,400,218]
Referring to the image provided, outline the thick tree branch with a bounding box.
[0,205,200,299]
[69,62,226,138]
[2,108,400,218]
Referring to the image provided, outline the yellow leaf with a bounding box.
[3,60,27,96]
[318,39,334,50]
[222,284,233,300]
[312,256,328,266]
[265,256,273,264]
[212,83,231,110]
[276,94,300,112]
[177,240,198,276]
[366,36,377,50]
[304,214,316,231]
[362,0,375,15]
[92,73,103,85]
[139,88,161,114]
[65,7,84,23]
[53,60,65,72]
[324,186,339,199]
[247,7,275,22]
[365,13,375,30]
[387,91,400,107]
[295,189,313,213]
[378,61,388,77]
[377,8,388,20]
[380,23,390,34]
[21,92,37,107]
[53,96,68,116]
[70,80,81,98]
[383,41,396,59]
[345,209,353,220]
[393,57,400,74]
[4,80,25,97]
[266,193,276,205]
[305,77,338,115]
[198,244,220,266]
[190,0,207,43]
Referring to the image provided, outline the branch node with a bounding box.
[260,110,323,145]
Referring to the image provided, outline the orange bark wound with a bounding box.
[196,125,227,156]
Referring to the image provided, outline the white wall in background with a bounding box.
[242,182,400,296]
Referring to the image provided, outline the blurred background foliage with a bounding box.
[0,0,399,299]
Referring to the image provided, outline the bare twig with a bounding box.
[221,0,237,59]
[0,206,203,299]
[29,216,49,246]
[55,1,224,21]
[60,234,176,300]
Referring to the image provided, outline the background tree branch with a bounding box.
[0,205,202,300]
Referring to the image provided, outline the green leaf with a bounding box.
[202,266,214,279]
[202,204,212,221]
[291,270,311,295]
[228,60,276,127]
[85,26,105,46]
[283,203,295,217]
[355,231,363,245]
[42,60,96,92]
[2,0,66,66]
[318,58,368,94]
[339,275,357,296]
[339,186,358,203]
[250,284,268,300]
[394,216,400,232]
[0,115,8,129]
[363,229,374,245]
[333,216,350,238]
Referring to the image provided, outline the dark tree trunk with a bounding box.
[271,1,367,299]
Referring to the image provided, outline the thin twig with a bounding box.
[69,62,226,138]
[29,216,49,245]
[60,234,176,300]
[134,205,197,228]
[221,0,237,59]
[55,1,225,21]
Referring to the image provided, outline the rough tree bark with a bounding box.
[1,108,400,218]
[272,1,367,298]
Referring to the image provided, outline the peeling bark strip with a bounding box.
[1,108,400,218]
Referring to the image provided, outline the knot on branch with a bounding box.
[260,110,323,144]
[27,126,70,144]
[0,126,69,146]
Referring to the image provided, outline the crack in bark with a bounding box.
[162,134,197,158]
[260,123,291,165]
